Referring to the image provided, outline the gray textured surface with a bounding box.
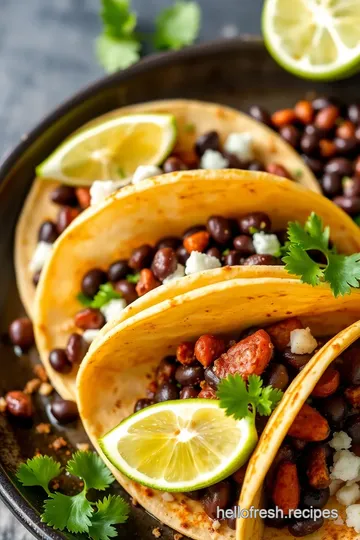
[0,0,261,537]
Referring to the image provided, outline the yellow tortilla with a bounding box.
[16,99,320,318]
[77,278,360,540]
[33,170,360,400]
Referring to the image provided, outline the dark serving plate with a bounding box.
[2,36,360,540]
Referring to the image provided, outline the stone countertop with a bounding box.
[0,0,261,537]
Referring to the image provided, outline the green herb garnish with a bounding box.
[293,169,303,180]
[283,212,360,297]
[249,226,259,235]
[222,249,230,256]
[355,215,360,227]
[78,283,122,309]
[217,374,283,421]
[126,273,140,284]
[17,452,129,539]
[154,1,201,50]
[184,122,196,133]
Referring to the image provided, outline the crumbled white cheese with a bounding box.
[90,180,118,205]
[331,450,360,482]
[161,492,175,502]
[29,241,53,273]
[185,251,222,275]
[82,329,101,344]
[330,431,352,451]
[337,483,360,506]
[346,504,360,533]
[212,520,221,531]
[200,149,229,169]
[163,264,185,284]
[132,165,162,184]
[290,327,318,355]
[100,298,127,322]
[253,232,281,256]
[224,132,254,161]
[330,479,344,496]
[333,516,344,526]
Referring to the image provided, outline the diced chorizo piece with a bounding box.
[272,461,300,515]
[214,330,273,380]
[176,342,195,365]
[288,403,330,442]
[135,269,160,296]
[306,446,330,490]
[266,445,295,492]
[156,357,176,385]
[312,367,340,398]
[266,317,303,352]
[345,386,360,408]
[198,382,217,399]
[194,334,225,368]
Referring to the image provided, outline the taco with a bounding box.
[238,321,360,539]
[33,170,360,400]
[15,99,319,318]
[77,277,360,540]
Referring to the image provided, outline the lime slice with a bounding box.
[36,114,177,186]
[262,0,360,81]
[100,399,258,492]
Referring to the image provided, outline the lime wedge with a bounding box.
[36,114,177,186]
[262,0,360,81]
[100,399,258,492]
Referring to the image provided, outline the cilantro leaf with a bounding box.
[67,452,114,491]
[126,273,140,284]
[96,35,140,73]
[78,282,121,309]
[287,213,329,252]
[283,245,324,286]
[154,1,201,50]
[101,0,137,38]
[324,252,360,297]
[42,492,93,533]
[77,292,93,307]
[217,374,283,421]
[17,456,62,495]
[88,495,130,540]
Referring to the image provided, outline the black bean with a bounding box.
[201,481,231,519]
[333,195,360,215]
[248,105,272,126]
[81,268,107,298]
[176,245,190,265]
[223,151,246,169]
[207,216,232,245]
[38,221,58,243]
[300,133,319,155]
[302,487,330,509]
[50,185,77,207]
[175,365,204,386]
[227,517,237,530]
[33,270,41,286]
[66,333,88,364]
[334,136,358,155]
[151,248,177,281]
[206,247,222,259]
[304,124,323,137]
[51,400,79,424]
[301,155,324,176]
[155,382,179,402]
[5,391,33,418]
[185,490,203,500]
[283,348,312,370]
[343,177,360,197]
[319,395,348,428]
[243,254,280,266]
[8,318,34,349]
[341,343,360,384]
[324,157,353,177]
[180,386,199,399]
[195,131,220,157]
[49,349,72,374]
[134,398,154,412]
[163,156,187,173]
[345,414,360,444]
[248,160,264,171]
[114,280,138,304]
[280,125,300,148]
[56,206,80,234]
[288,517,324,537]
[348,103,360,125]
[233,235,255,255]
[156,236,182,250]
[74,308,105,330]
[312,96,337,111]
[239,212,271,234]
[183,224,207,238]
[129,244,154,271]
[204,367,221,390]
[156,357,177,385]
[321,172,342,197]
[267,363,289,390]
[108,260,130,282]
[224,250,243,266]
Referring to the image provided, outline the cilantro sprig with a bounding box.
[217,374,283,421]
[154,1,201,51]
[17,451,129,539]
[282,212,360,297]
[77,282,122,309]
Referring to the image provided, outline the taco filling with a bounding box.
[101,317,327,533]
